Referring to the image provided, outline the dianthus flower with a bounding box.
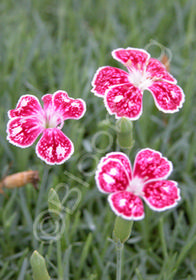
[96,149,180,220]
[92,48,185,119]
[7,91,86,165]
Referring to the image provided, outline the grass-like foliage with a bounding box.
[0,0,196,279]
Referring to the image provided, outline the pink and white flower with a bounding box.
[96,149,180,220]
[92,47,185,120]
[7,91,86,165]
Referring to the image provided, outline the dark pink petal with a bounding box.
[148,81,185,113]
[7,117,43,147]
[112,48,150,72]
[8,95,43,118]
[146,58,176,83]
[95,158,129,193]
[101,152,132,181]
[42,94,53,111]
[53,91,86,120]
[36,128,74,165]
[143,180,180,211]
[105,83,143,120]
[108,191,144,220]
[91,66,129,97]
[133,149,172,182]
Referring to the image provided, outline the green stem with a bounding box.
[113,217,134,280]
[116,241,124,280]
[159,217,168,259]
[48,188,63,279]
[114,116,135,280]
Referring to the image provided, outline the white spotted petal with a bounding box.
[7,91,86,165]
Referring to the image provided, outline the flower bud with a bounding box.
[30,250,50,280]
[116,118,134,149]
[113,216,134,244]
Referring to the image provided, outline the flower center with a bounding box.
[44,112,64,129]
[126,176,144,197]
[126,61,153,91]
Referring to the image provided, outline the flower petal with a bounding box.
[108,191,144,220]
[8,95,43,118]
[112,48,150,71]
[101,152,132,181]
[95,158,129,193]
[42,94,53,111]
[143,180,180,211]
[146,58,176,83]
[148,81,185,113]
[133,149,172,182]
[91,66,129,97]
[36,128,74,165]
[105,83,143,120]
[7,117,43,147]
[52,91,86,120]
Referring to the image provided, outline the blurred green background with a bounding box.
[0,0,196,279]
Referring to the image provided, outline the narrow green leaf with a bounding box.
[76,233,93,279]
